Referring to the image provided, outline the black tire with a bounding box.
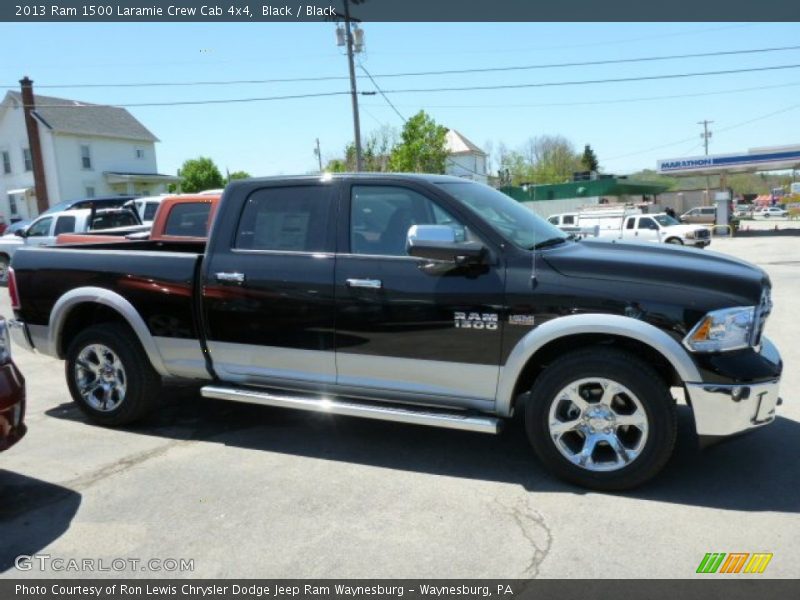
[525,347,676,491]
[0,254,9,286]
[65,323,161,426]
[665,237,683,245]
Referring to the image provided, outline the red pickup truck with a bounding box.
[56,194,220,245]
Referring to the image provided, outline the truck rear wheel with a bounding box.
[65,323,161,426]
[525,348,676,490]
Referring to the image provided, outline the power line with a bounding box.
[27,63,800,109]
[604,102,800,161]
[362,81,800,110]
[366,45,800,80]
[7,44,800,90]
[377,63,800,95]
[30,90,357,108]
[359,63,486,178]
[359,64,406,122]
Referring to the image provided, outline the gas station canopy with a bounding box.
[657,145,800,176]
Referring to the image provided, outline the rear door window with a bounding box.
[638,217,657,230]
[143,201,160,221]
[54,215,76,235]
[235,186,334,252]
[164,203,212,237]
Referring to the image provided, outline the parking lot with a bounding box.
[1,235,798,579]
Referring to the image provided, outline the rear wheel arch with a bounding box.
[50,287,169,376]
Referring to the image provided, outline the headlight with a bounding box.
[683,306,755,353]
[685,230,695,239]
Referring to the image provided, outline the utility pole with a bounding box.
[698,120,714,205]
[315,138,323,172]
[697,120,714,155]
[19,77,50,214]
[340,0,363,171]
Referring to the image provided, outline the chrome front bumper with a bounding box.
[686,378,781,437]
[8,320,35,353]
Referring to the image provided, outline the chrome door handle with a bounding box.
[215,272,245,284]
[346,278,382,290]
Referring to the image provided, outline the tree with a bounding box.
[324,126,399,173]
[528,135,581,184]
[388,110,448,174]
[580,144,599,172]
[179,157,224,193]
[497,147,531,185]
[228,170,251,181]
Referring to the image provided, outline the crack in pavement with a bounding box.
[494,497,553,578]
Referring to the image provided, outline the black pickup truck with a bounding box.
[8,174,783,490]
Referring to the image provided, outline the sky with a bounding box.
[2,21,799,178]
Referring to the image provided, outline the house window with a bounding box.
[23,148,33,172]
[1,151,10,174]
[135,148,145,159]
[8,195,18,216]
[80,145,92,169]
[85,186,96,198]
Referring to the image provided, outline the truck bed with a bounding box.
[11,243,205,341]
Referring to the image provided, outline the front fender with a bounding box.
[495,313,702,416]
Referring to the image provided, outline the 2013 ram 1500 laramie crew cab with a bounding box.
[7,175,783,490]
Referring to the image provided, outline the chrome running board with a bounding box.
[201,385,501,434]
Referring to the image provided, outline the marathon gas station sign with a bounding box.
[658,145,800,175]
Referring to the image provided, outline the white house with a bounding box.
[0,90,179,221]
[445,129,488,184]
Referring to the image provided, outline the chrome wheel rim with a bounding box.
[75,344,127,412]
[0,259,7,283]
[548,377,649,472]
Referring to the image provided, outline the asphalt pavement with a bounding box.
[1,236,798,579]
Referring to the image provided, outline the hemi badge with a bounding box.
[509,314,535,326]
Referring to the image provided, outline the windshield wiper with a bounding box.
[530,237,568,250]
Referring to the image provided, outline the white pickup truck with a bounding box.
[0,207,143,283]
[549,209,711,248]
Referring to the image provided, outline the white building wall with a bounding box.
[1,99,163,220]
[52,134,159,201]
[445,153,488,183]
[0,101,37,221]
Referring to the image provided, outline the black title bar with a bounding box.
[3,0,800,22]
[4,580,800,600]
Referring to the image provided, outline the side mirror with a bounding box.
[14,228,26,238]
[406,225,486,266]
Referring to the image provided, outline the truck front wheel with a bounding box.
[525,348,676,490]
[665,237,683,245]
[65,323,161,426]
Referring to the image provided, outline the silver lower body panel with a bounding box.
[201,385,501,434]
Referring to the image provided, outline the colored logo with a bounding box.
[696,553,773,574]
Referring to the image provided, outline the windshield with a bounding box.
[654,214,680,227]
[437,182,567,249]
